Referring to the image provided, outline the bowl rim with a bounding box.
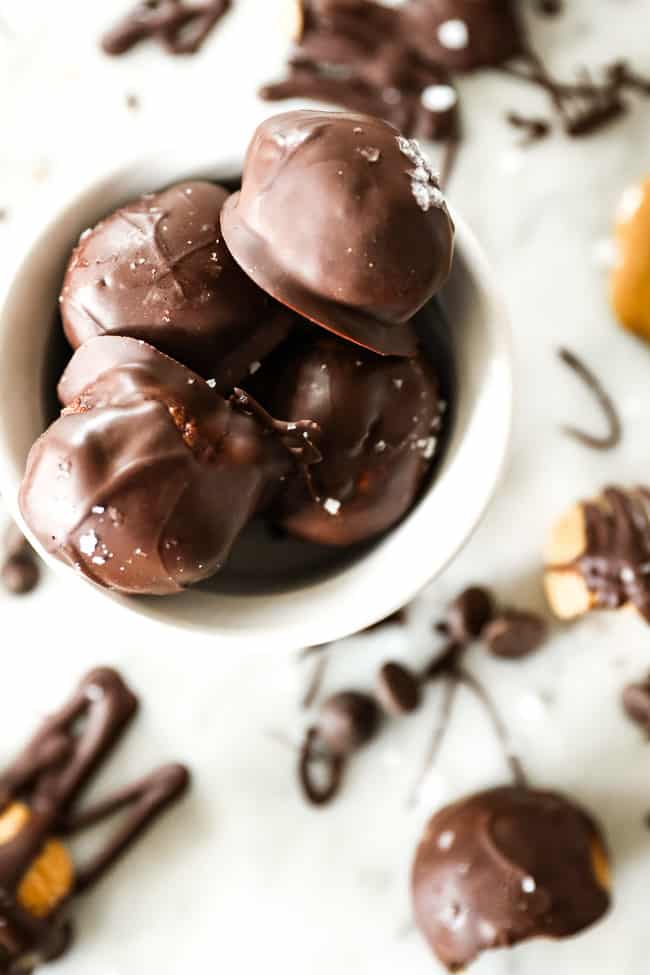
[0,147,514,651]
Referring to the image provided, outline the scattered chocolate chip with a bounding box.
[445,586,495,644]
[376,662,421,716]
[317,692,381,756]
[1,554,39,595]
[482,611,548,659]
[622,678,650,734]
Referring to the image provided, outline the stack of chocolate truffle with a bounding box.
[19,110,454,596]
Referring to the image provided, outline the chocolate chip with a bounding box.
[445,587,495,644]
[1,554,39,594]
[482,611,548,659]
[376,662,421,716]
[317,692,381,756]
[622,679,650,733]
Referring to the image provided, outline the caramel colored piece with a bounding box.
[0,803,74,918]
[591,839,611,893]
[544,502,593,619]
[611,179,650,341]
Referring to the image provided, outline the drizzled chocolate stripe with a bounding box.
[0,669,189,972]
[62,764,190,894]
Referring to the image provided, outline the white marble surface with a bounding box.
[1,1,650,972]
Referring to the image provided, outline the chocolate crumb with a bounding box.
[125,93,140,110]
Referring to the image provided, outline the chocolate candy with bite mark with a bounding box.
[221,110,454,356]
[402,0,524,73]
[317,691,381,755]
[60,181,291,387]
[265,330,442,546]
[483,610,548,659]
[412,786,610,971]
[376,662,421,715]
[20,337,291,595]
[445,586,494,643]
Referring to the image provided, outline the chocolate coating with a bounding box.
[221,111,454,356]
[483,610,548,659]
[264,330,441,546]
[20,337,289,595]
[60,180,291,386]
[317,691,381,755]
[412,786,610,971]
[403,0,524,73]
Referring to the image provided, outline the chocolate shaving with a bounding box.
[506,111,551,145]
[101,0,230,56]
[301,653,329,709]
[298,728,345,805]
[558,347,622,450]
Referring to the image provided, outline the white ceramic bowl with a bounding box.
[0,146,512,651]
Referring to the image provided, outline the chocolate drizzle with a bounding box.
[577,488,650,620]
[261,0,650,164]
[295,587,544,808]
[101,0,231,56]
[0,669,189,972]
[558,347,622,451]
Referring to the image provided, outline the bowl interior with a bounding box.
[0,155,512,651]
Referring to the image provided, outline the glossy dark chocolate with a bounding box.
[221,111,454,356]
[0,668,189,972]
[60,181,291,387]
[412,786,610,971]
[260,0,459,141]
[20,337,292,595]
[263,330,442,546]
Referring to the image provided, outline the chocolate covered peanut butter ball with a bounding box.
[263,329,442,545]
[221,110,454,356]
[412,786,610,970]
[60,181,291,387]
[20,337,293,595]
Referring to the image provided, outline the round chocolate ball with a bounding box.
[221,110,454,356]
[412,786,611,971]
[402,0,524,73]
[60,181,292,386]
[20,337,291,595]
[263,329,441,546]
